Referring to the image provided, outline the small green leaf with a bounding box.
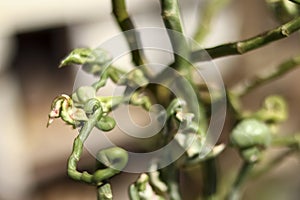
[59,48,113,76]
[98,183,113,200]
[82,48,113,75]
[59,48,94,67]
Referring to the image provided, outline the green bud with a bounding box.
[84,98,101,115]
[230,119,272,149]
[125,69,148,87]
[130,92,152,111]
[254,95,287,123]
[241,147,262,163]
[97,183,113,200]
[175,132,202,158]
[75,86,96,103]
[96,116,116,131]
[82,48,112,75]
[166,98,185,117]
[70,108,88,122]
[96,147,128,170]
[129,173,165,200]
[47,94,76,128]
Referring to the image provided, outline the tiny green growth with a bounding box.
[230,119,272,149]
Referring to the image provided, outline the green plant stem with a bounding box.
[158,0,209,128]
[203,158,218,200]
[159,0,191,77]
[227,162,254,200]
[251,149,296,179]
[67,108,103,184]
[111,0,150,75]
[233,55,300,96]
[271,133,300,148]
[289,0,300,5]
[193,0,230,44]
[161,164,182,200]
[191,16,300,61]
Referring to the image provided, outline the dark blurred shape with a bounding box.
[11,26,73,106]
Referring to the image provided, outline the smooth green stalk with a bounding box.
[191,16,300,61]
[233,55,300,96]
[227,162,254,200]
[161,164,181,200]
[67,107,103,184]
[67,103,128,187]
[251,149,296,179]
[159,0,208,132]
[271,133,300,148]
[193,0,231,44]
[289,0,300,4]
[159,0,185,36]
[159,0,191,77]
[111,0,151,76]
[203,158,218,200]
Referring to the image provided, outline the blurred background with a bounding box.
[0,0,299,199]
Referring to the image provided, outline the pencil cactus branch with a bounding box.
[191,16,300,61]
[111,0,149,74]
[193,0,231,43]
[159,0,191,76]
[233,55,300,96]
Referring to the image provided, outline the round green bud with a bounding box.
[96,147,128,170]
[75,86,96,103]
[230,119,272,149]
[241,147,262,163]
[96,115,116,131]
[84,98,101,115]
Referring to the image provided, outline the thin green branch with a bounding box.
[203,158,218,200]
[251,149,296,179]
[67,108,103,184]
[271,133,300,148]
[191,16,300,61]
[111,0,150,74]
[159,0,191,76]
[160,0,185,34]
[161,164,182,200]
[193,0,231,44]
[67,105,128,186]
[233,55,300,96]
[289,0,300,5]
[226,162,254,200]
